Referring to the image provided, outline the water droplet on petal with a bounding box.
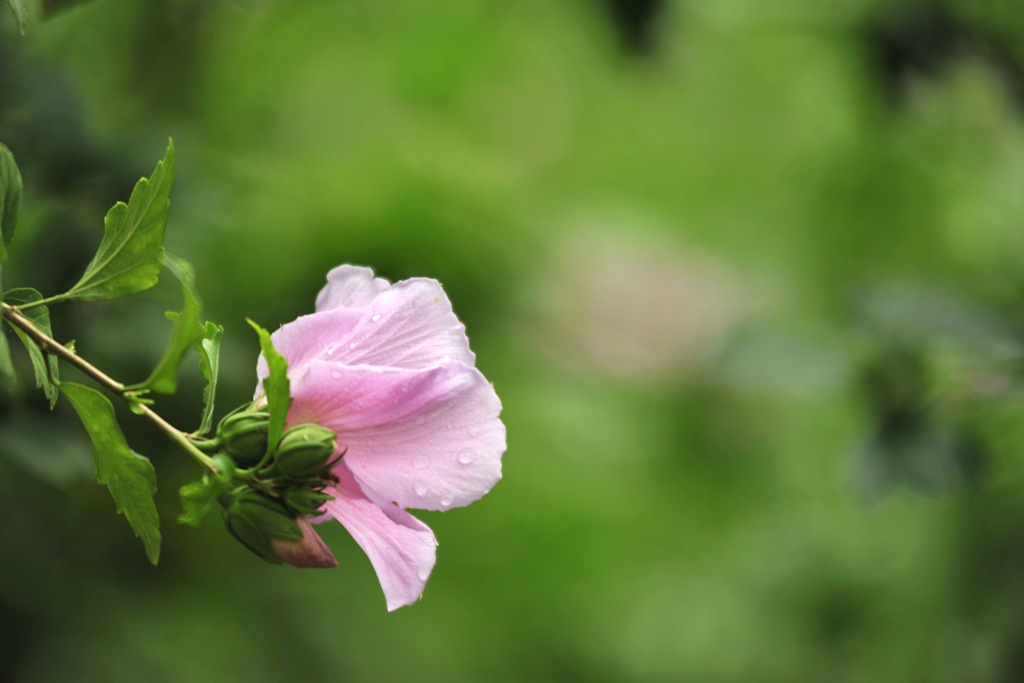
[371,313,382,322]
[457,450,475,465]
[348,342,357,350]
[440,491,454,508]
[330,368,343,379]
[414,482,427,496]
[417,566,430,581]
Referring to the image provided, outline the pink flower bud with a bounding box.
[270,517,338,569]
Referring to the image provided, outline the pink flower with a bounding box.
[256,265,505,610]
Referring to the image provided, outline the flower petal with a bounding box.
[321,467,437,611]
[254,307,364,397]
[256,271,476,397]
[316,265,391,310]
[288,360,505,511]
[331,276,475,369]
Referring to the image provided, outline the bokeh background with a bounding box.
[4,0,1024,680]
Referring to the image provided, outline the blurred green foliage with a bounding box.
[4,0,1024,681]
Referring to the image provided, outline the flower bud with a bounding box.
[271,517,338,569]
[218,410,271,465]
[282,486,334,517]
[273,423,338,479]
[222,490,302,564]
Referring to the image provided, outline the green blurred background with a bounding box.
[4,0,1024,680]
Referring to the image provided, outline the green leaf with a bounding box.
[64,140,174,301]
[3,287,58,407]
[4,0,27,35]
[248,319,291,455]
[178,474,230,526]
[0,142,23,255]
[194,321,223,436]
[62,382,161,565]
[0,322,15,391]
[135,253,203,394]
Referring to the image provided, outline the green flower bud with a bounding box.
[282,486,334,517]
[218,410,271,465]
[222,490,302,564]
[273,423,338,479]
[224,508,277,563]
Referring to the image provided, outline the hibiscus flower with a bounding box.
[256,265,505,610]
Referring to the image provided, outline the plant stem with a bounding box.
[13,293,68,311]
[1,301,219,473]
